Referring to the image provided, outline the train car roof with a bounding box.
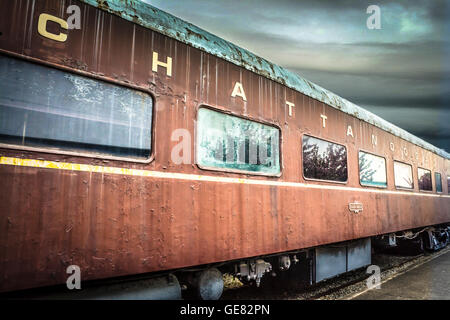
[80,0,449,159]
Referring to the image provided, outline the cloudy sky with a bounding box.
[143,0,450,152]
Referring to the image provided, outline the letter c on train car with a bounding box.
[38,13,69,42]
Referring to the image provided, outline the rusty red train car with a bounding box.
[0,0,449,299]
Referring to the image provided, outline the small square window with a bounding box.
[196,107,280,175]
[418,168,432,191]
[302,135,348,183]
[393,161,413,189]
[359,151,387,188]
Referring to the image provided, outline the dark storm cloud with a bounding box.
[354,95,449,109]
[144,0,450,152]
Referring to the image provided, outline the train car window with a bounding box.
[418,168,432,191]
[0,56,152,159]
[302,135,348,183]
[196,107,280,175]
[358,151,387,188]
[448,176,450,194]
[435,172,442,193]
[393,161,414,189]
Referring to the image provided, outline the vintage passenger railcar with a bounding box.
[0,0,449,299]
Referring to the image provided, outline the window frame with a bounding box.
[435,172,443,193]
[393,160,414,191]
[417,167,433,192]
[194,104,283,177]
[0,52,156,164]
[357,149,388,189]
[301,134,349,185]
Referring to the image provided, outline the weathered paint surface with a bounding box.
[0,0,449,293]
[80,0,449,159]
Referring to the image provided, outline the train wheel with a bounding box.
[194,268,224,300]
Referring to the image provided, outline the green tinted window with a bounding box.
[435,172,442,193]
[196,108,280,175]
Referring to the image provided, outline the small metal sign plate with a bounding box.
[349,202,363,214]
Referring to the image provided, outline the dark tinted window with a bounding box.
[197,107,280,175]
[435,172,442,193]
[302,135,348,182]
[448,176,450,194]
[359,151,387,187]
[418,168,432,191]
[0,56,152,158]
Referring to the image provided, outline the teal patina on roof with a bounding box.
[81,0,449,159]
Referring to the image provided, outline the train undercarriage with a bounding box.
[174,223,450,300]
[3,223,449,300]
